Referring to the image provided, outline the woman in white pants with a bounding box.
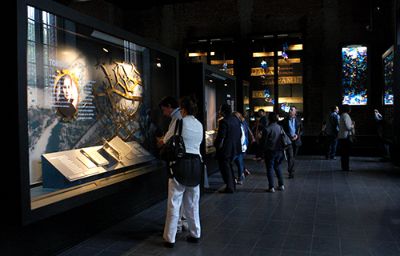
[163,96,203,248]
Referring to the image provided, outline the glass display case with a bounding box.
[18,0,178,223]
[181,63,236,155]
[185,38,235,75]
[341,45,368,105]
[382,45,394,105]
[276,37,303,113]
[250,33,303,114]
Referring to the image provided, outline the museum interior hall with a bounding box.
[6,0,400,255]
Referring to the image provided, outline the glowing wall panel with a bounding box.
[341,46,368,105]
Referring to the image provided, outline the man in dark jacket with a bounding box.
[261,112,285,192]
[214,104,242,193]
[281,106,303,178]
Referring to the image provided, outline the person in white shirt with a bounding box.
[158,96,188,233]
[338,105,354,171]
[163,96,204,248]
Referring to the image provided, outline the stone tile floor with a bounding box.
[58,156,400,256]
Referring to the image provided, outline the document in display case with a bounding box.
[102,136,132,162]
[80,147,110,166]
[42,139,155,188]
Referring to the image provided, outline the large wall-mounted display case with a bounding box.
[341,44,368,105]
[181,63,236,156]
[383,45,394,105]
[17,0,178,224]
[250,33,304,114]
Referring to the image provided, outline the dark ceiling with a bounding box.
[104,0,204,10]
[56,0,205,10]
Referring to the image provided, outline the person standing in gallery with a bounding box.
[338,105,354,171]
[214,104,242,193]
[281,106,303,178]
[261,112,285,192]
[253,109,268,161]
[232,111,254,184]
[158,96,187,233]
[163,96,204,248]
[325,105,340,160]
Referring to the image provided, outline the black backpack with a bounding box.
[159,119,186,162]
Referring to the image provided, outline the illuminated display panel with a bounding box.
[341,45,368,105]
[27,6,152,186]
[382,46,394,105]
[250,34,303,114]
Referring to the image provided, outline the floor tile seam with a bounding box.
[395,240,400,252]
[381,184,397,205]
[220,228,241,249]
[236,233,261,256]
[346,175,368,222]
[312,165,322,236]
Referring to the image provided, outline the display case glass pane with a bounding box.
[186,40,209,64]
[185,39,235,75]
[209,39,235,75]
[250,37,275,113]
[341,45,368,105]
[25,5,175,206]
[382,46,394,105]
[277,37,303,113]
[204,69,235,154]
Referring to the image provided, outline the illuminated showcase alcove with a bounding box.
[18,0,178,224]
[341,45,368,106]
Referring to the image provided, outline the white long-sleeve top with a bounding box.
[164,115,203,155]
[338,112,353,139]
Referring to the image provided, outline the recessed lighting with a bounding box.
[209,79,213,83]
[102,48,109,52]
[224,83,228,86]
[156,62,162,68]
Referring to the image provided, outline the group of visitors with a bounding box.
[323,105,390,171]
[214,105,303,193]
[157,96,388,249]
[157,95,305,248]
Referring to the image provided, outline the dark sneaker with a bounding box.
[163,242,175,248]
[187,236,200,243]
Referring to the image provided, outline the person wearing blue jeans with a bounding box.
[261,112,285,192]
[232,111,255,185]
[233,153,244,184]
[264,150,284,192]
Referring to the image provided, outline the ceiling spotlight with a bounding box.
[102,47,109,53]
[156,62,162,68]
[209,79,213,83]
[224,83,228,87]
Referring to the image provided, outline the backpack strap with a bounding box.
[173,119,181,135]
[177,119,183,136]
